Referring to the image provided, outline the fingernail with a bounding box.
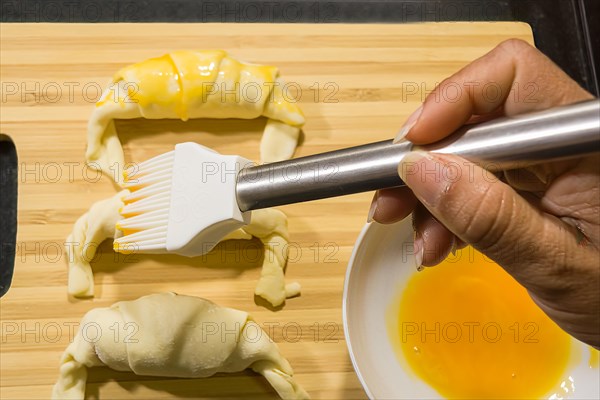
[414,233,424,271]
[393,105,423,143]
[398,151,448,208]
[367,192,379,223]
[450,235,458,256]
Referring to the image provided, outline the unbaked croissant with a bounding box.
[66,191,300,306]
[51,292,309,399]
[86,50,305,183]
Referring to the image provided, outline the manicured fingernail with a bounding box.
[393,105,423,143]
[398,151,448,208]
[414,233,424,271]
[367,192,379,223]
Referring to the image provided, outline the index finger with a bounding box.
[405,39,593,145]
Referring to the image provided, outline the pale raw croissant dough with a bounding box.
[52,292,309,399]
[66,190,129,298]
[66,193,300,307]
[223,208,301,307]
[86,50,305,183]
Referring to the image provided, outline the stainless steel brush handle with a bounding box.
[236,99,600,212]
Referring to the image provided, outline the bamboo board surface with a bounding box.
[0,22,534,399]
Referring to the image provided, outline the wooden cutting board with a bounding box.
[0,22,533,399]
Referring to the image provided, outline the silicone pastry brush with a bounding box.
[114,99,600,257]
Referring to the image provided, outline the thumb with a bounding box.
[399,151,600,347]
[397,151,579,280]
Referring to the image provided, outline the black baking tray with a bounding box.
[0,0,597,294]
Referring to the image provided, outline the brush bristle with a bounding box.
[113,151,175,254]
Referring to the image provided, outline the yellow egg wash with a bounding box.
[109,50,300,124]
[590,347,599,369]
[115,53,188,119]
[390,247,573,399]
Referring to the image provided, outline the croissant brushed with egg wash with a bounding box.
[86,50,305,183]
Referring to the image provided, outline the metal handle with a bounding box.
[236,99,600,211]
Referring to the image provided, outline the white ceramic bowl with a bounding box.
[343,219,599,399]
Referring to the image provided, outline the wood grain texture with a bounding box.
[0,22,533,399]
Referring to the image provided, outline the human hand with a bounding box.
[369,39,599,347]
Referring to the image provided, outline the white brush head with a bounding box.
[114,143,252,257]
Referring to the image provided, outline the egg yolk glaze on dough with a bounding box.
[86,50,305,184]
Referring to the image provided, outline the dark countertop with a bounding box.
[1,0,598,96]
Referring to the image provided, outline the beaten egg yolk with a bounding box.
[392,247,573,399]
